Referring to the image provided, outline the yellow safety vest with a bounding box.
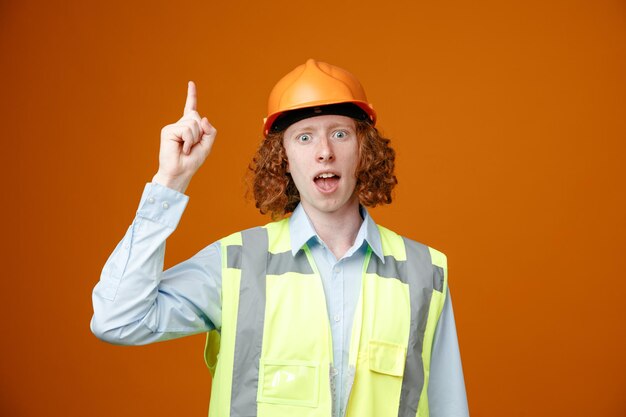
[204,219,448,417]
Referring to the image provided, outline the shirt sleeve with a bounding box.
[428,287,470,417]
[90,182,222,345]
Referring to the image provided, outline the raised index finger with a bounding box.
[184,81,197,115]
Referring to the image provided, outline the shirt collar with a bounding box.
[288,203,385,262]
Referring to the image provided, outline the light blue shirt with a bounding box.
[91,182,469,417]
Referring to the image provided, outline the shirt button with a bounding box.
[162,202,169,209]
[331,368,339,377]
[124,243,130,249]
[147,197,155,203]
[334,314,341,322]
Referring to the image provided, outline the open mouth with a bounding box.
[313,172,340,192]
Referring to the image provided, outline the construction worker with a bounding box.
[91,59,469,417]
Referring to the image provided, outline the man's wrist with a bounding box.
[151,172,191,194]
[137,182,189,229]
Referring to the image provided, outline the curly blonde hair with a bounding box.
[248,119,397,219]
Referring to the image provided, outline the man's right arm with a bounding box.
[90,182,223,345]
[91,81,220,345]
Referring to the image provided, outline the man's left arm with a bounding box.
[428,288,470,417]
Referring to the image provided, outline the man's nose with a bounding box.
[316,137,334,162]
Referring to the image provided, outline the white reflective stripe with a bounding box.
[230,228,268,417]
[267,250,314,275]
[226,245,242,269]
[397,237,440,417]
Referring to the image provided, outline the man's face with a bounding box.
[283,114,360,217]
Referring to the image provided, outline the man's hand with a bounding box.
[152,81,217,193]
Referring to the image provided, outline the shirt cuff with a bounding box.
[136,182,189,229]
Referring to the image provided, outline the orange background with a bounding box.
[1,0,625,415]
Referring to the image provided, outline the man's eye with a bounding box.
[333,130,348,139]
[297,134,311,142]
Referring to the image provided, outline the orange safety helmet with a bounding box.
[263,59,377,136]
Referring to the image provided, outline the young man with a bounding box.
[91,59,469,417]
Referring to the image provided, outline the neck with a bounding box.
[302,197,363,259]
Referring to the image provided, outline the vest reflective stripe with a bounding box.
[416,248,447,417]
[356,236,432,417]
[225,244,314,275]
[207,231,242,417]
[206,220,448,417]
[343,228,445,417]
[230,228,269,416]
[400,238,440,417]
